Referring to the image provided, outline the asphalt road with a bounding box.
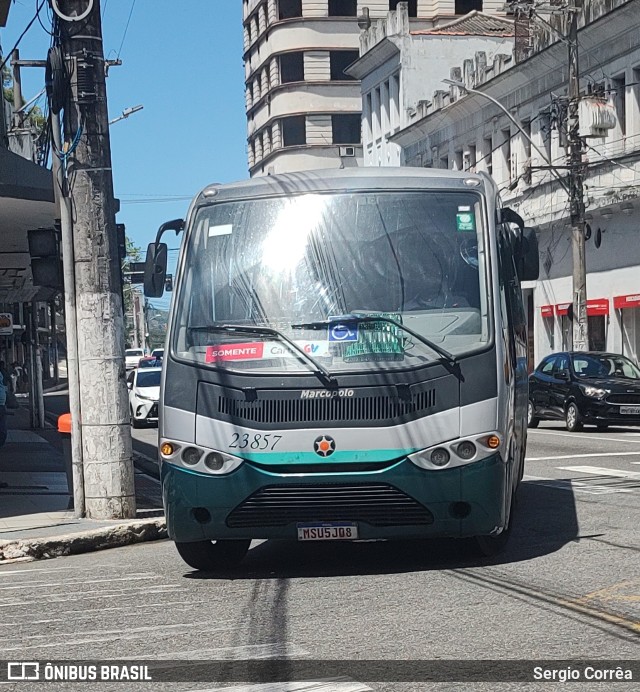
[2,416,639,690]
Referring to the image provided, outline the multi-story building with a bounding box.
[346,4,512,167]
[242,1,507,176]
[388,0,640,366]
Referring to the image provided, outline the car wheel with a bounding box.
[175,539,251,571]
[565,402,583,432]
[527,400,539,428]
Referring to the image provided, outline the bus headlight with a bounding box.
[160,440,244,475]
[409,432,502,470]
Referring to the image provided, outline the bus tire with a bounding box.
[471,488,515,557]
[472,524,512,557]
[175,539,250,571]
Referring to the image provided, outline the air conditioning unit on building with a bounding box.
[339,146,356,157]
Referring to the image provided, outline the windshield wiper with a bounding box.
[188,324,336,385]
[291,314,457,366]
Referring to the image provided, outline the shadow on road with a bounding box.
[184,479,581,580]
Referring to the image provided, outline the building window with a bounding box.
[332,114,361,144]
[279,52,304,83]
[329,0,357,16]
[330,51,359,80]
[454,150,463,171]
[279,0,302,20]
[466,144,477,172]
[439,155,449,169]
[389,0,417,17]
[612,74,626,137]
[455,0,483,12]
[281,115,306,146]
[483,136,492,175]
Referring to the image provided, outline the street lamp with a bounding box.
[442,79,568,192]
[109,104,144,125]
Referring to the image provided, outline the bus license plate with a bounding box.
[620,406,640,415]
[297,523,358,541]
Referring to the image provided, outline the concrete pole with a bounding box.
[51,110,85,517]
[11,49,24,129]
[568,1,588,351]
[60,0,135,519]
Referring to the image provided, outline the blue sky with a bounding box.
[2,0,248,310]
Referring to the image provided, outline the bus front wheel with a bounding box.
[175,539,251,571]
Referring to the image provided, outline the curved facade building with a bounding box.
[243,1,502,176]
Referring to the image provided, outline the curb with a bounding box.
[0,518,167,564]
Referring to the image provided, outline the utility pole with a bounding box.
[58,0,135,519]
[567,0,588,351]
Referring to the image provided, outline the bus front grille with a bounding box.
[217,389,436,425]
[225,483,434,528]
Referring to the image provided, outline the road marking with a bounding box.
[0,621,216,652]
[189,680,372,692]
[146,643,309,661]
[558,465,640,480]
[523,475,633,494]
[528,451,640,461]
[0,574,159,591]
[529,429,640,444]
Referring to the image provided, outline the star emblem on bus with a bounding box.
[314,435,336,457]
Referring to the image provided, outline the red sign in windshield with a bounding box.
[205,343,264,362]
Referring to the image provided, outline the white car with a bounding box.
[127,367,161,428]
[151,348,164,360]
[125,348,144,370]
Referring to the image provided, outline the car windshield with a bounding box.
[126,350,143,357]
[571,354,640,379]
[172,191,490,375]
[136,371,161,388]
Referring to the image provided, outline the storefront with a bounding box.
[540,305,555,354]
[614,294,640,365]
[552,299,609,352]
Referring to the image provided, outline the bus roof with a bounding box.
[195,167,496,205]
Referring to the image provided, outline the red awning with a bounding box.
[614,294,640,310]
[555,299,609,317]
[587,298,609,316]
[541,305,554,318]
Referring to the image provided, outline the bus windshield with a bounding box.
[172,190,490,374]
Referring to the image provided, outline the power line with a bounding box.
[116,0,137,59]
[0,0,47,74]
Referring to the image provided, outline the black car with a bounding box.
[528,351,640,432]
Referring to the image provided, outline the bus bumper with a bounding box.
[161,453,508,543]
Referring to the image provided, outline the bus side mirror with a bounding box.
[517,227,539,281]
[143,242,168,298]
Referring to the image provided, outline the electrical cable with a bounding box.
[45,45,68,114]
[0,0,47,74]
[116,0,138,59]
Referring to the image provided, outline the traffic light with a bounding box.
[28,227,62,290]
[165,274,173,292]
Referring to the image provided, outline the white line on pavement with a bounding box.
[558,465,640,479]
[144,643,309,661]
[0,574,159,591]
[523,475,634,494]
[528,429,640,444]
[527,451,640,461]
[189,680,372,692]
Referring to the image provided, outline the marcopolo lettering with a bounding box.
[300,389,355,399]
